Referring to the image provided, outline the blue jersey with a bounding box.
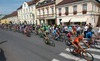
[53,30,56,35]
[86,31,93,38]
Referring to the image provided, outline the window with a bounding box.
[73,5,77,12]
[98,7,100,12]
[26,9,28,12]
[83,4,87,11]
[93,5,96,11]
[51,7,54,14]
[46,8,49,14]
[65,7,69,15]
[58,8,62,16]
[31,7,33,11]
[73,5,77,15]
[38,9,40,15]
[58,8,61,13]
[82,4,87,14]
[42,8,44,15]
[65,7,68,12]
[24,4,26,7]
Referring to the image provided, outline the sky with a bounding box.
[0,0,32,15]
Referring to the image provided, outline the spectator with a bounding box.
[76,25,81,37]
[84,24,88,38]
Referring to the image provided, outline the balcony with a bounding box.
[37,14,55,19]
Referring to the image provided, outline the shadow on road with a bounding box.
[0,48,6,61]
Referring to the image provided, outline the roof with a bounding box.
[27,0,36,6]
[10,11,17,17]
[17,5,22,10]
[36,0,55,8]
[17,0,40,10]
[57,0,83,6]
[1,11,17,19]
[36,1,55,8]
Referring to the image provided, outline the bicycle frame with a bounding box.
[69,45,94,61]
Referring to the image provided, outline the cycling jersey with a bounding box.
[86,31,93,38]
[67,32,71,38]
[73,35,83,45]
[74,38,79,43]
[53,30,56,35]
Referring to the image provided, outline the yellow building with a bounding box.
[0,15,10,24]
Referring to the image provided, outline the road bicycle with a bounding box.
[69,45,94,61]
[43,34,55,47]
[24,31,31,37]
[53,33,64,42]
[64,37,72,46]
[88,38,100,49]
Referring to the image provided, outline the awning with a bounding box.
[61,18,71,22]
[61,18,87,22]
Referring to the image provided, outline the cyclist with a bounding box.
[66,31,72,41]
[24,26,29,34]
[72,35,89,53]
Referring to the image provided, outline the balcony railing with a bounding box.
[37,14,55,18]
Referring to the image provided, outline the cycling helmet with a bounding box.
[78,35,83,40]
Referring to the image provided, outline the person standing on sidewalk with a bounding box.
[76,25,81,37]
[84,24,88,38]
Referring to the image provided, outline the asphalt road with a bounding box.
[0,29,100,61]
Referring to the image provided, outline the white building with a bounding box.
[56,0,100,27]
[17,0,38,24]
[36,0,56,25]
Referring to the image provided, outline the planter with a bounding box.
[65,12,68,15]
[59,13,61,16]
[82,10,87,14]
[73,11,77,15]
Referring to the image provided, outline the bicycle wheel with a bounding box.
[43,38,48,44]
[94,41,100,49]
[59,35,64,42]
[50,40,55,47]
[82,51,94,61]
[69,45,75,53]
[65,39,72,46]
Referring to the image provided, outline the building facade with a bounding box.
[17,1,37,24]
[56,0,100,27]
[1,0,100,27]
[1,11,18,24]
[36,0,56,25]
[1,15,10,24]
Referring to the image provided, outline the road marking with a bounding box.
[93,45,100,48]
[59,52,86,61]
[65,48,70,52]
[52,58,60,61]
[92,53,100,60]
[87,48,100,53]
[65,48,100,60]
